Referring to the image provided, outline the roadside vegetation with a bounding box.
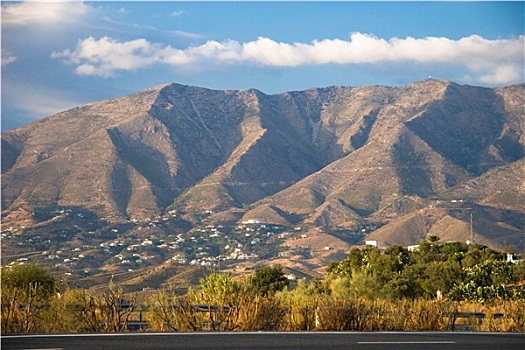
[2,238,524,334]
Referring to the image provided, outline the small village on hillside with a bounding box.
[2,201,521,291]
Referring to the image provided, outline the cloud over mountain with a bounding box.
[51,33,524,84]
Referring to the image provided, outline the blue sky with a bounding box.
[2,1,524,130]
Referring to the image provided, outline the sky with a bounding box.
[1,1,524,130]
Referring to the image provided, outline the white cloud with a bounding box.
[479,65,524,85]
[51,36,175,77]
[52,33,525,85]
[2,1,90,26]
[170,10,186,17]
[2,49,17,67]
[237,33,524,70]
[168,30,203,41]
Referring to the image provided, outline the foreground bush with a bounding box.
[2,255,524,334]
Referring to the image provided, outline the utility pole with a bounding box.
[470,209,474,245]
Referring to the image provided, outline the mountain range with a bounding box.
[1,79,524,285]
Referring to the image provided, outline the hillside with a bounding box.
[2,79,524,289]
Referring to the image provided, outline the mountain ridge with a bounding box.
[1,79,524,284]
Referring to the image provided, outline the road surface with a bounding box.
[3,331,524,350]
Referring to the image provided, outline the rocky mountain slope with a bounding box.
[1,79,524,286]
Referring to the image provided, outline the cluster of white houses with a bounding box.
[3,207,522,277]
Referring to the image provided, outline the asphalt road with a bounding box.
[2,332,524,350]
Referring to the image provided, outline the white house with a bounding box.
[365,240,379,247]
[507,253,523,264]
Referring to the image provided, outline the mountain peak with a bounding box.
[2,80,523,256]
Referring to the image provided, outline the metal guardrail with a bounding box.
[445,311,505,332]
[121,308,507,332]
[451,312,503,319]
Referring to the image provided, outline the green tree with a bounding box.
[374,245,410,283]
[1,264,56,333]
[193,272,242,330]
[462,245,502,267]
[414,238,443,264]
[420,261,463,297]
[442,241,469,262]
[349,268,383,300]
[2,264,55,298]
[514,261,525,282]
[247,265,289,297]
